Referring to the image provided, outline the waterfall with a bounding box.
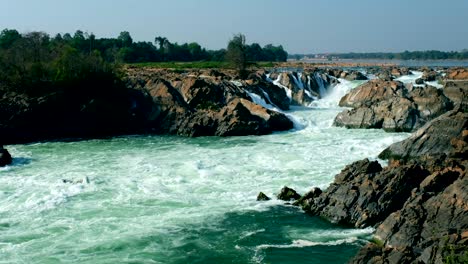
[273,74,292,102]
[310,78,357,109]
[314,73,328,97]
[291,72,304,90]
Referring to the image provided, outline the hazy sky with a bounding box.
[1,0,467,54]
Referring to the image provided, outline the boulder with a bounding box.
[0,147,12,166]
[422,70,438,82]
[215,98,293,136]
[446,68,468,80]
[379,110,468,161]
[338,80,406,108]
[443,80,468,112]
[415,78,424,85]
[257,192,271,201]
[410,85,453,120]
[335,79,453,132]
[277,186,301,201]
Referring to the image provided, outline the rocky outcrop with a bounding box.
[126,68,295,137]
[443,81,468,112]
[277,186,301,201]
[379,110,467,161]
[0,146,12,166]
[287,110,468,263]
[447,68,468,80]
[334,79,453,132]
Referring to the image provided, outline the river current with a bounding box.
[0,79,410,263]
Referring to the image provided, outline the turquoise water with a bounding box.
[0,81,409,263]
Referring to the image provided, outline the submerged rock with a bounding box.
[256,192,271,201]
[277,186,301,201]
[0,146,12,166]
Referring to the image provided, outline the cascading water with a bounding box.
[0,72,410,264]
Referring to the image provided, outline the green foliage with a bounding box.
[226,33,247,73]
[0,30,121,96]
[443,243,468,264]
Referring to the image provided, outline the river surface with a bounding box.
[0,79,410,263]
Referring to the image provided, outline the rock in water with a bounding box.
[277,186,301,201]
[0,147,12,166]
[256,192,271,201]
[334,79,453,132]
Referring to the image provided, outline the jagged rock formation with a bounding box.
[0,146,12,166]
[334,79,453,132]
[289,110,468,263]
[2,67,339,143]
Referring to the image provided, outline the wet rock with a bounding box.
[415,78,424,84]
[277,186,301,201]
[0,146,12,166]
[257,192,271,201]
[293,187,322,207]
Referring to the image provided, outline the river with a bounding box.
[0,78,410,263]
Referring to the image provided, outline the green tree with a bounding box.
[118,31,133,47]
[226,33,247,75]
[0,29,21,49]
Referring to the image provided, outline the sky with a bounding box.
[1,0,467,54]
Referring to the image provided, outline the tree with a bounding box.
[226,33,247,75]
[0,29,21,49]
[118,31,133,47]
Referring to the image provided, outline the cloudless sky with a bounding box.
[1,0,467,54]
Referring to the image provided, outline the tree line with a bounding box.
[0,29,287,95]
[290,50,468,60]
[0,29,287,64]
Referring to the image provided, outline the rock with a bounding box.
[0,147,12,166]
[446,68,468,80]
[379,110,468,161]
[415,78,424,85]
[277,186,301,201]
[215,98,293,136]
[257,192,271,201]
[341,71,368,81]
[422,70,438,82]
[409,85,453,120]
[335,79,453,132]
[443,80,468,112]
[293,187,322,207]
[338,80,406,108]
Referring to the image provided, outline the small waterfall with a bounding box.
[246,91,279,112]
[273,74,292,102]
[314,73,327,97]
[246,90,304,130]
[291,72,304,90]
[310,78,356,109]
